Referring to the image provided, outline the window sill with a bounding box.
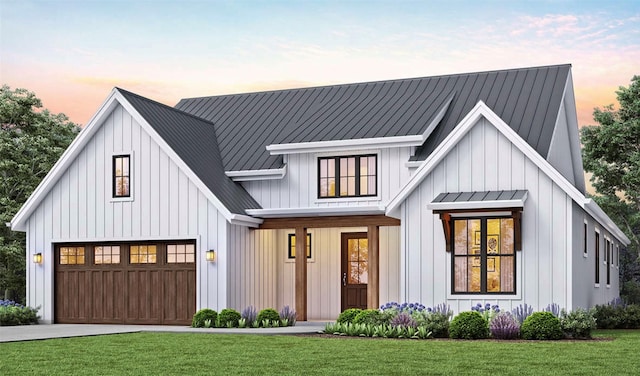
[110,196,134,203]
[583,253,588,258]
[315,195,381,204]
[285,258,315,264]
[594,283,600,288]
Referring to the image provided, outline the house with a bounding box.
[10,64,630,325]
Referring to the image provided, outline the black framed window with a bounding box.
[583,222,588,256]
[452,217,515,294]
[595,231,600,284]
[288,233,311,259]
[318,155,376,198]
[113,155,130,198]
[606,238,611,285]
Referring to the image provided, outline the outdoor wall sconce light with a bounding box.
[33,252,43,264]
[206,250,216,262]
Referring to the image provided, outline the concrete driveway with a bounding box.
[0,322,327,343]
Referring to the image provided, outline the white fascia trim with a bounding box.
[266,135,423,155]
[11,88,122,232]
[405,161,423,168]
[229,214,263,228]
[225,166,287,181]
[427,197,527,211]
[246,205,386,218]
[584,199,630,245]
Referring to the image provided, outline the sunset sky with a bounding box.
[1,0,639,127]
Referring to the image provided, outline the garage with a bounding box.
[54,241,196,325]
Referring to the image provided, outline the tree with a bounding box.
[581,75,640,303]
[0,85,79,302]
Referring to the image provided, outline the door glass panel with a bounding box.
[347,237,368,284]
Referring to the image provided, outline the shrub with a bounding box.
[217,308,241,328]
[0,300,40,326]
[241,305,257,327]
[191,308,217,328]
[256,308,280,327]
[279,305,296,326]
[390,312,417,328]
[521,311,563,340]
[622,280,640,305]
[624,304,640,328]
[593,304,624,329]
[417,312,450,338]
[560,308,596,339]
[511,303,533,324]
[449,311,489,339]
[489,312,520,339]
[353,309,386,326]
[337,308,363,324]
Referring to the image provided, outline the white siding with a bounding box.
[572,204,621,309]
[226,226,401,320]
[24,104,230,322]
[242,148,413,209]
[400,117,575,314]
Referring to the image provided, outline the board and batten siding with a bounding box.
[241,148,413,208]
[24,104,230,323]
[226,226,400,320]
[571,203,621,309]
[400,117,575,314]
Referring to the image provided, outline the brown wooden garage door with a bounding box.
[55,241,196,325]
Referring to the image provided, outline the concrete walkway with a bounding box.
[0,321,328,343]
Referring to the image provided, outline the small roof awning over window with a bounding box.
[428,190,527,212]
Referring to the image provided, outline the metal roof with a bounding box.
[432,190,528,204]
[176,64,570,171]
[117,88,261,215]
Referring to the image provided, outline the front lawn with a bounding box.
[1,330,639,375]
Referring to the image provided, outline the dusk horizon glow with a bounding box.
[1,0,638,128]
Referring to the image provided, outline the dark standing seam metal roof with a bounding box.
[431,190,528,204]
[175,64,570,171]
[117,88,261,215]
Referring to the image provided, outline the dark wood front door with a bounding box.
[341,233,368,310]
[54,241,196,325]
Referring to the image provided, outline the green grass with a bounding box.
[2,330,640,375]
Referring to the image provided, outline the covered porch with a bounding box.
[258,215,401,321]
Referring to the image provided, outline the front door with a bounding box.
[341,232,368,310]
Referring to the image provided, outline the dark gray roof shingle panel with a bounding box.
[432,190,527,204]
[117,88,261,215]
[175,65,570,171]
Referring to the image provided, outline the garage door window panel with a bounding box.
[94,246,121,265]
[167,244,195,264]
[60,247,85,265]
[130,245,157,264]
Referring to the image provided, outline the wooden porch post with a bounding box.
[295,227,307,321]
[367,225,380,310]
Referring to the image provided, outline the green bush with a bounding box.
[560,308,596,339]
[521,311,563,340]
[217,308,241,328]
[0,300,40,326]
[449,311,489,339]
[591,303,640,329]
[416,312,450,338]
[191,308,218,328]
[353,309,387,326]
[336,308,363,324]
[256,308,280,327]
